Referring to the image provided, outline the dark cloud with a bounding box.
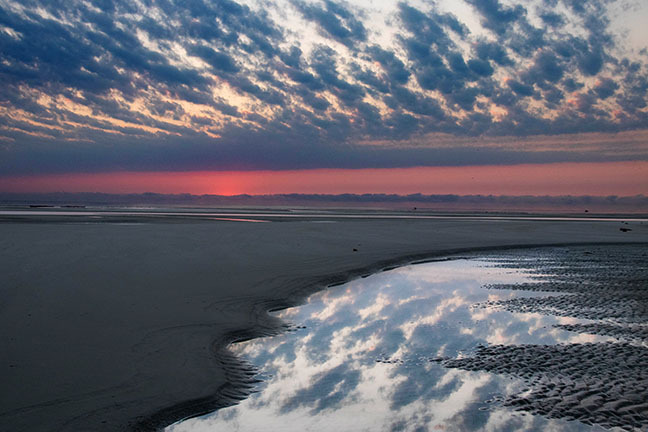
[508,80,535,97]
[467,59,494,77]
[309,46,365,106]
[543,86,564,105]
[562,77,584,92]
[466,0,526,35]
[474,40,513,66]
[368,46,410,85]
[449,86,481,111]
[350,65,390,94]
[398,3,460,55]
[294,0,366,47]
[539,11,565,27]
[188,45,239,73]
[594,78,619,99]
[389,86,445,117]
[535,52,565,83]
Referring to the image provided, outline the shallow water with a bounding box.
[168,255,620,432]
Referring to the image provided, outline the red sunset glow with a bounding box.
[1,162,646,196]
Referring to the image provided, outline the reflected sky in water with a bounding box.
[169,258,612,432]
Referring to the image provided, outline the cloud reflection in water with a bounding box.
[169,258,610,432]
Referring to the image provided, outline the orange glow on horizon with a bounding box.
[1,161,646,196]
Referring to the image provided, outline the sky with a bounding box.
[0,0,647,195]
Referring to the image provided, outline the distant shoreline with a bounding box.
[1,192,647,214]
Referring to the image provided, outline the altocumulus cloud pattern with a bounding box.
[0,0,647,174]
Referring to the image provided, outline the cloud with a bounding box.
[466,0,526,35]
[539,11,565,27]
[294,0,366,47]
[474,40,514,66]
[528,52,565,84]
[594,78,619,99]
[368,46,410,85]
[188,45,239,74]
[508,80,535,97]
[0,0,646,175]
[280,363,361,414]
[467,59,494,77]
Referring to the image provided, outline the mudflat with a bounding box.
[0,210,646,431]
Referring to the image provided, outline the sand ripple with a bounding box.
[445,342,648,430]
[444,245,648,431]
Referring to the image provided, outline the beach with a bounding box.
[168,244,647,431]
[1,209,646,431]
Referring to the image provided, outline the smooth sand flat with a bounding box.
[0,212,646,431]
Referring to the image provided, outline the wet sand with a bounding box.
[0,210,647,431]
[446,246,648,430]
[169,249,633,432]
